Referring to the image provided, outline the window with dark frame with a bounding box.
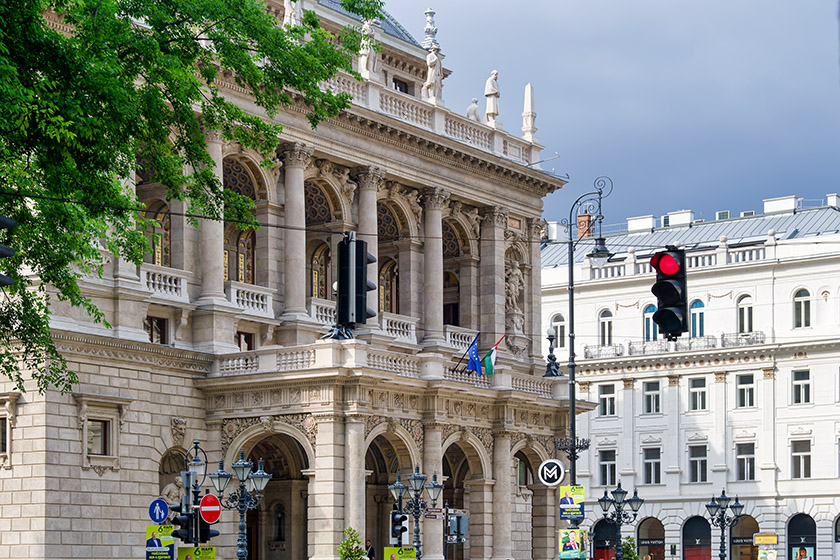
[143,316,168,344]
[792,370,811,404]
[599,450,616,486]
[688,445,707,483]
[643,381,660,414]
[643,448,661,484]
[236,331,255,352]
[736,374,755,408]
[791,440,811,479]
[689,378,707,411]
[87,419,110,456]
[0,416,6,454]
[392,78,409,93]
[598,384,616,416]
[736,443,755,481]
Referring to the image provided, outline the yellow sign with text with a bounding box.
[753,534,778,545]
[177,547,215,560]
[145,524,174,560]
[383,546,416,560]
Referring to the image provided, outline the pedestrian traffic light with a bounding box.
[170,504,194,543]
[390,511,408,543]
[337,231,377,328]
[0,215,17,287]
[448,513,468,542]
[198,516,220,543]
[354,237,376,325]
[650,246,688,340]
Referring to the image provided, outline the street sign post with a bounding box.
[537,458,566,486]
[199,494,222,524]
[149,499,170,524]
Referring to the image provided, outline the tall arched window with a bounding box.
[599,310,613,346]
[794,289,811,328]
[379,258,399,314]
[737,295,753,333]
[643,304,657,342]
[550,314,566,348]
[143,201,171,268]
[224,225,255,284]
[690,300,705,338]
[310,243,332,300]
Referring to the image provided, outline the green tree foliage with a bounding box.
[0,0,382,393]
[621,536,640,560]
[338,527,368,560]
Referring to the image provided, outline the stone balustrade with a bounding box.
[308,297,336,326]
[140,264,191,303]
[444,324,478,351]
[380,312,418,345]
[226,281,274,318]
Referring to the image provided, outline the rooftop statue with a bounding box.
[421,45,444,104]
[484,70,500,126]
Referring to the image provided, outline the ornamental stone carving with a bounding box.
[422,187,449,210]
[353,165,386,191]
[170,417,186,448]
[220,413,318,456]
[281,142,313,169]
[481,205,508,228]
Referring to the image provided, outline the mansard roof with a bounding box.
[317,0,421,47]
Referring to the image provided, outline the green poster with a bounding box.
[177,547,215,560]
[558,529,588,559]
[146,524,174,560]
[383,546,416,560]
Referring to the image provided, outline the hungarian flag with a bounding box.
[482,335,506,376]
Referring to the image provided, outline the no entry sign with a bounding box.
[200,494,222,524]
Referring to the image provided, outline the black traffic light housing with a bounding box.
[390,510,408,543]
[198,516,220,543]
[170,504,194,544]
[650,246,688,340]
[0,215,17,287]
[336,231,377,333]
[448,513,468,542]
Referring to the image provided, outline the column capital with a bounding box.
[281,142,313,169]
[481,205,508,227]
[714,371,727,383]
[527,216,547,240]
[204,129,224,145]
[667,374,680,386]
[762,367,776,379]
[422,187,450,210]
[622,378,635,390]
[352,165,386,190]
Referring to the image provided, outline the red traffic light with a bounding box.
[650,252,681,276]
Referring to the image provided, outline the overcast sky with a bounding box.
[381,1,840,230]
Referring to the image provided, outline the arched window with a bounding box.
[794,289,811,328]
[643,304,657,342]
[550,314,566,348]
[737,295,753,334]
[143,201,171,268]
[599,310,613,346]
[379,258,399,314]
[443,271,459,326]
[690,300,705,338]
[787,514,816,559]
[310,243,332,300]
[224,225,255,284]
[683,516,711,560]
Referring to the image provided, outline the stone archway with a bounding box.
[442,436,490,560]
[365,431,417,552]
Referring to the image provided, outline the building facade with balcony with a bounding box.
[541,194,840,560]
[0,3,570,560]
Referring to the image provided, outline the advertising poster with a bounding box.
[145,524,174,560]
[558,485,585,521]
[758,550,777,560]
[558,529,588,559]
[790,546,813,560]
[177,547,216,560]
[383,546,416,560]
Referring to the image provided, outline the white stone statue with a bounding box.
[421,45,443,102]
[505,259,524,314]
[466,98,481,122]
[161,476,185,519]
[283,0,303,27]
[484,70,500,125]
[358,19,380,81]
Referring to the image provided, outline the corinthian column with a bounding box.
[354,166,385,319]
[491,430,513,560]
[281,143,313,319]
[422,187,449,345]
[199,130,226,301]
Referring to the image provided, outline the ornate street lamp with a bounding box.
[209,450,273,560]
[706,489,743,560]
[389,465,443,560]
[599,482,644,560]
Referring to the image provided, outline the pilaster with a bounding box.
[479,206,508,351]
[422,188,449,345]
[491,430,513,560]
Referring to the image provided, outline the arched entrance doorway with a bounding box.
[683,516,711,560]
[788,513,816,559]
[637,517,665,560]
[731,515,759,560]
[365,433,415,553]
[593,519,619,560]
[242,433,310,560]
[442,438,488,560]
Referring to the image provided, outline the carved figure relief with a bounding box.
[170,417,186,448]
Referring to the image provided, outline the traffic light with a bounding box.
[390,510,408,543]
[170,504,194,543]
[0,215,17,287]
[650,246,688,340]
[448,513,468,543]
[198,516,220,543]
[337,232,377,327]
[354,237,376,325]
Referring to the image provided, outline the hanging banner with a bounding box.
[558,529,588,559]
[177,547,215,560]
[790,546,813,560]
[558,485,585,520]
[757,550,777,560]
[383,546,416,560]
[145,524,174,560]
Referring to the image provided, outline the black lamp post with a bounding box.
[388,465,444,560]
[209,450,273,560]
[549,177,614,527]
[598,482,644,560]
[706,489,743,560]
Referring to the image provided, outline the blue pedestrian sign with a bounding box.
[149,499,169,524]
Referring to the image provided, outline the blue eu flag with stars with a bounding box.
[466,333,482,376]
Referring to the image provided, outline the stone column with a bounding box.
[199,131,226,301]
[422,188,449,345]
[620,378,635,478]
[281,143,313,318]
[529,484,555,560]
[527,217,544,359]
[345,415,366,539]
[422,424,444,560]
[465,479,494,560]
[454,255,480,330]
[395,239,424,319]
[479,206,508,350]
[354,166,385,319]
[309,414,345,560]
[491,431,512,560]
[759,367,778,491]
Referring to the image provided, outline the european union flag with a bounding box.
[466,333,482,376]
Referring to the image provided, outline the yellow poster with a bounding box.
[145,524,174,560]
[757,550,777,560]
[383,546,416,560]
[558,485,585,520]
[177,547,215,560]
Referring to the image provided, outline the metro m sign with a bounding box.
[537,458,566,486]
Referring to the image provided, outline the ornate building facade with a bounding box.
[0,2,570,559]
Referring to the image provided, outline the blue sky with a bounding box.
[382,1,840,229]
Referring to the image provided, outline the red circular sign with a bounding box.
[200,493,222,524]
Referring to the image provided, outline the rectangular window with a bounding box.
[643,381,660,414]
[689,378,707,411]
[643,448,661,484]
[736,443,755,481]
[143,316,168,344]
[736,374,755,408]
[791,440,811,479]
[598,385,616,416]
[236,331,255,352]
[689,445,708,483]
[0,416,6,454]
[87,419,110,456]
[556,324,566,348]
[599,450,617,486]
[392,78,409,93]
[792,371,811,404]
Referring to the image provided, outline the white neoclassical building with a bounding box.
[0,3,572,560]
[542,194,840,560]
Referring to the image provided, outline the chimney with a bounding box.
[627,215,656,233]
[666,209,694,227]
[545,221,560,241]
[763,195,800,214]
[577,213,592,239]
[827,193,839,208]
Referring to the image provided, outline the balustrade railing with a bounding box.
[367,351,420,378]
[721,331,765,347]
[583,344,624,359]
[510,374,552,397]
[445,367,490,388]
[628,340,669,356]
[219,354,258,376]
[380,312,418,345]
[379,90,433,129]
[276,349,316,371]
[444,325,477,351]
[444,116,492,150]
[226,281,274,318]
[308,297,336,326]
[141,264,190,303]
[675,335,718,351]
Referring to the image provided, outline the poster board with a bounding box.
[558,485,585,521]
[145,524,174,560]
[558,529,588,559]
